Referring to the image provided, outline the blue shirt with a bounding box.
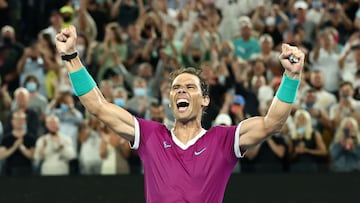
[232,37,260,60]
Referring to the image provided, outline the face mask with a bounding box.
[265,16,276,26]
[341,93,349,99]
[121,33,128,41]
[162,98,170,105]
[218,75,226,84]
[114,98,126,107]
[60,104,69,112]
[297,126,306,135]
[305,102,314,109]
[77,44,85,55]
[22,124,27,133]
[2,36,12,46]
[134,88,147,97]
[25,82,37,92]
[192,55,201,63]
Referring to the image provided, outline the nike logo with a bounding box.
[163,141,172,149]
[194,148,207,156]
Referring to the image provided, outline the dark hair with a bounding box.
[24,75,40,89]
[169,67,209,97]
[339,81,353,89]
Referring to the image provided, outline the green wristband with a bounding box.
[68,67,96,96]
[275,73,300,103]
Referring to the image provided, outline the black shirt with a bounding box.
[1,133,36,176]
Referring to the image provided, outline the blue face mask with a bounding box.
[134,88,147,97]
[114,98,126,107]
[218,76,226,84]
[60,104,70,112]
[311,1,322,9]
[297,126,306,135]
[25,82,37,92]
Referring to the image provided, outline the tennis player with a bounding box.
[55,25,304,203]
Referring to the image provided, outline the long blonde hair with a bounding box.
[291,110,313,140]
[332,117,360,145]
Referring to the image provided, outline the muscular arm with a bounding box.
[238,44,304,151]
[56,26,135,141]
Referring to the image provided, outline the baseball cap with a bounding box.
[60,5,74,14]
[214,113,232,126]
[233,95,245,106]
[294,1,308,10]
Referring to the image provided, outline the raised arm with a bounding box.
[55,26,135,141]
[238,44,304,150]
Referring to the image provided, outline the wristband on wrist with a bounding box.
[61,51,78,61]
[68,67,96,96]
[275,73,300,103]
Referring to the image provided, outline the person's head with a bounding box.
[137,63,153,80]
[1,25,15,46]
[45,114,60,135]
[113,87,128,107]
[302,88,317,109]
[338,81,354,100]
[292,109,313,140]
[60,5,74,26]
[133,77,148,97]
[310,70,324,90]
[99,80,114,101]
[76,33,89,57]
[23,75,40,93]
[251,58,266,76]
[259,34,274,53]
[351,45,360,65]
[127,23,140,39]
[58,91,74,110]
[213,113,232,126]
[190,48,203,64]
[333,117,360,145]
[49,10,63,29]
[11,110,27,132]
[169,67,210,123]
[239,16,252,40]
[14,87,30,110]
[105,23,122,43]
[294,0,308,20]
[166,22,177,38]
[150,103,165,123]
[38,32,57,55]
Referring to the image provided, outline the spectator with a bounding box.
[232,16,260,60]
[46,91,83,154]
[5,87,40,138]
[16,41,47,97]
[110,0,145,29]
[78,116,102,175]
[330,116,360,172]
[87,0,109,41]
[99,123,130,175]
[330,81,360,127]
[34,115,75,175]
[125,23,148,72]
[0,110,35,176]
[41,10,63,44]
[0,78,12,124]
[0,25,24,95]
[289,109,327,173]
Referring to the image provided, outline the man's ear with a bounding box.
[202,95,210,107]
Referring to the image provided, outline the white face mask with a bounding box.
[265,16,275,26]
[76,44,86,56]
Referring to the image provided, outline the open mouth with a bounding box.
[176,99,189,112]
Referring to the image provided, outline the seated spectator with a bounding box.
[99,123,130,175]
[289,110,327,173]
[34,115,75,175]
[0,110,35,176]
[330,117,360,172]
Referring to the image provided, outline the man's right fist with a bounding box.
[55,25,77,55]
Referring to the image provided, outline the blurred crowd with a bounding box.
[1,0,360,176]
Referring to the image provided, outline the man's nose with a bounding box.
[177,87,186,93]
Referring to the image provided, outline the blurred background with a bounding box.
[0,0,360,202]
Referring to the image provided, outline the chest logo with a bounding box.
[194,148,207,156]
[163,141,172,149]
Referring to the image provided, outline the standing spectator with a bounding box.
[41,10,63,44]
[0,25,24,95]
[87,0,109,41]
[99,123,130,175]
[330,81,360,127]
[5,87,40,138]
[0,78,12,124]
[16,42,47,97]
[289,109,327,173]
[232,16,260,60]
[78,116,102,175]
[34,115,75,175]
[125,23,148,72]
[309,28,341,93]
[46,91,83,154]
[0,110,35,176]
[330,117,360,172]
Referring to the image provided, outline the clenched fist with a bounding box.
[55,25,77,55]
[279,44,305,78]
